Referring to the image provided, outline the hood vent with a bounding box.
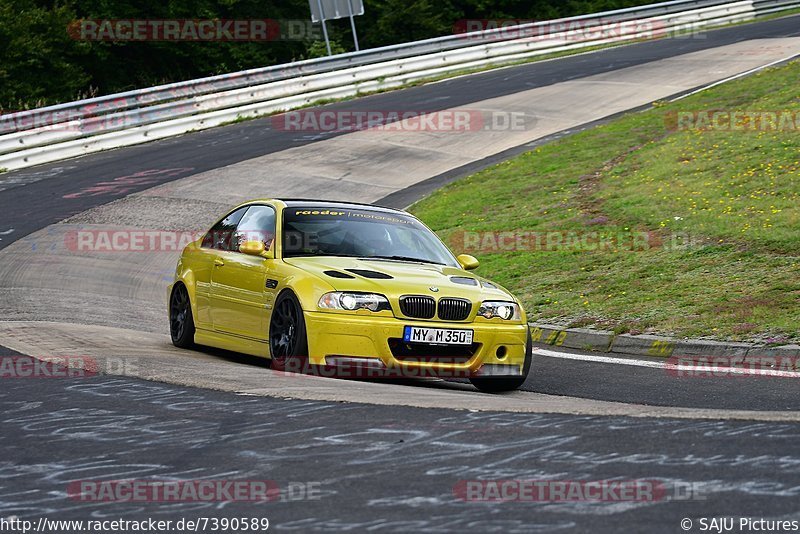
[346,269,393,280]
[450,276,478,286]
[324,270,356,279]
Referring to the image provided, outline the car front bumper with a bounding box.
[303,311,529,377]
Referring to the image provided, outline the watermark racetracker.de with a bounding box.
[67,19,322,42]
[66,479,322,503]
[453,18,670,41]
[666,355,800,379]
[272,109,535,133]
[0,355,139,378]
[450,230,706,253]
[665,110,800,132]
[453,479,706,502]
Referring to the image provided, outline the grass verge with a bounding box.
[411,60,800,343]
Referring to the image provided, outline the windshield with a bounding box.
[282,207,458,267]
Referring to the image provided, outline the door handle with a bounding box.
[214,259,225,267]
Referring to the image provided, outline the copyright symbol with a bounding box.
[681,518,693,531]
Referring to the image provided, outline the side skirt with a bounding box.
[194,328,271,359]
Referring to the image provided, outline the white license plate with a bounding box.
[403,326,474,346]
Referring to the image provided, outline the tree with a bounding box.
[1,0,656,108]
[0,0,91,108]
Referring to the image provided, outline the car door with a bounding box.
[194,206,249,329]
[210,204,277,340]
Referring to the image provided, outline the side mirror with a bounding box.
[240,240,274,259]
[457,254,480,271]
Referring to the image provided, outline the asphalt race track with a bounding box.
[1,14,800,533]
[3,346,800,533]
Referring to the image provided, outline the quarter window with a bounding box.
[201,207,248,251]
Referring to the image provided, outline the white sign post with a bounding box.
[309,0,365,56]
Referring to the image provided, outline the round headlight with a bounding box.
[497,305,513,320]
[319,292,391,312]
[340,294,358,310]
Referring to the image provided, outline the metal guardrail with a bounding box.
[753,0,800,14]
[0,0,798,170]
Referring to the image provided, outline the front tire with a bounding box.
[470,330,532,393]
[169,284,195,349]
[269,291,309,373]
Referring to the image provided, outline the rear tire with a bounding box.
[169,284,195,349]
[269,291,309,373]
[470,330,532,393]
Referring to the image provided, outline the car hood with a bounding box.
[283,256,516,302]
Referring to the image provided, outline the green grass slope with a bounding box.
[412,60,800,342]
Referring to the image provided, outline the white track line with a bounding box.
[535,348,665,369]
[534,348,800,378]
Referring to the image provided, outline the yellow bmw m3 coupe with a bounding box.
[168,199,531,392]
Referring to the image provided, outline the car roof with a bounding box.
[266,199,408,215]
